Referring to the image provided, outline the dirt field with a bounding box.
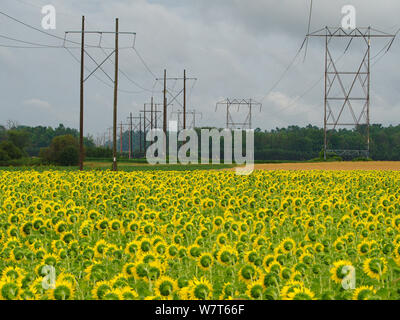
[246,161,400,171]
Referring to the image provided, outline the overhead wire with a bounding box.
[303,0,313,62]
[0,10,159,94]
[259,36,307,103]
[99,47,161,93]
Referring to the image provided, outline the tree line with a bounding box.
[0,123,399,165]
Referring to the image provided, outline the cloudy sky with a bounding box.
[1,0,399,139]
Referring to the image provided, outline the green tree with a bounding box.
[40,134,80,166]
[0,141,24,160]
[7,129,30,151]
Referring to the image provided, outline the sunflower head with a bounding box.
[329,260,353,284]
[246,280,264,300]
[363,258,387,280]
[154,276,178,299]
[91,281,112,300]
[353,286,377,300]
[285,287,315,300]
[187,277,213,300]
[198,253,214,271]
[50,280,74,300]
[0,276,21,300]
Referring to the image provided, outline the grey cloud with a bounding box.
[0,0,399,136]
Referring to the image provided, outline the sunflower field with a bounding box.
[0,169,400,300]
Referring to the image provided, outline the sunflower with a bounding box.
[280,280,304,299]
[1,266,24,283]
[93,239,109,258]
[284,287,315,300]
[103,289,123,300]
[280,267,292,280]
[61,231,75,244]
[120,287,139,300]
[54,221,68,234]
[20,288,37,300]
[154,241,167,256]
[49,280,75,300]
[219,282,237,300]
[188,244,202,259]
[267,261,282,275]
[363,258,387,280]
[357,240,371,256]
[84,263,107,282]
[79,221,92,238]
[91,281,112,300]
[109,219,122,232]
[244,250,259,265]
[122,262,136,279]
[280,238,296,253]
[216,246,236,266]
[333,237,346,252]
[198,253,214,271]
[41,253,59,267]
[154,276,178,299]
[216,233,228,246]
[262,254,276,270]
[238,264,259,283]
[352,286,376,300]
[0,276,21,300]
[246,280,264,300]
[330,260,353,284]
[167,245,179,259]
[186,277,213,300]
[147,261,164,281]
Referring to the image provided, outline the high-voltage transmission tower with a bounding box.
[171,109,202,130]
[307,27,396,159]
[216,99,262,130]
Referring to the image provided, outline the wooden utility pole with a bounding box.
[151,96,154,129]
[120,121,123,154]
[66,18,135,169]
[155,103,157,129]
[139,113,142,153]
[107,127,112,149]
[156,70,196,132]
[112,18,119,171]
[129,112,133,159]
[79,16,85,171]
[163,69,167,134]
[143,103,147,150]
[183,69,186,129]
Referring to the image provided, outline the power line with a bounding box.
[0,10,132,49]
[99,47,161,93]
[259,36,307,103]
[0,34,62,48]
[132,47,158,79]
[0,10,156,94]
[64,47,145,94]
[0,10,80,45]
[303,0,313,61]
[266,51,348,120]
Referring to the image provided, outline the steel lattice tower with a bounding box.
[307,27,396,159]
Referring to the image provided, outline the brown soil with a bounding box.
[246,161,400,171]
